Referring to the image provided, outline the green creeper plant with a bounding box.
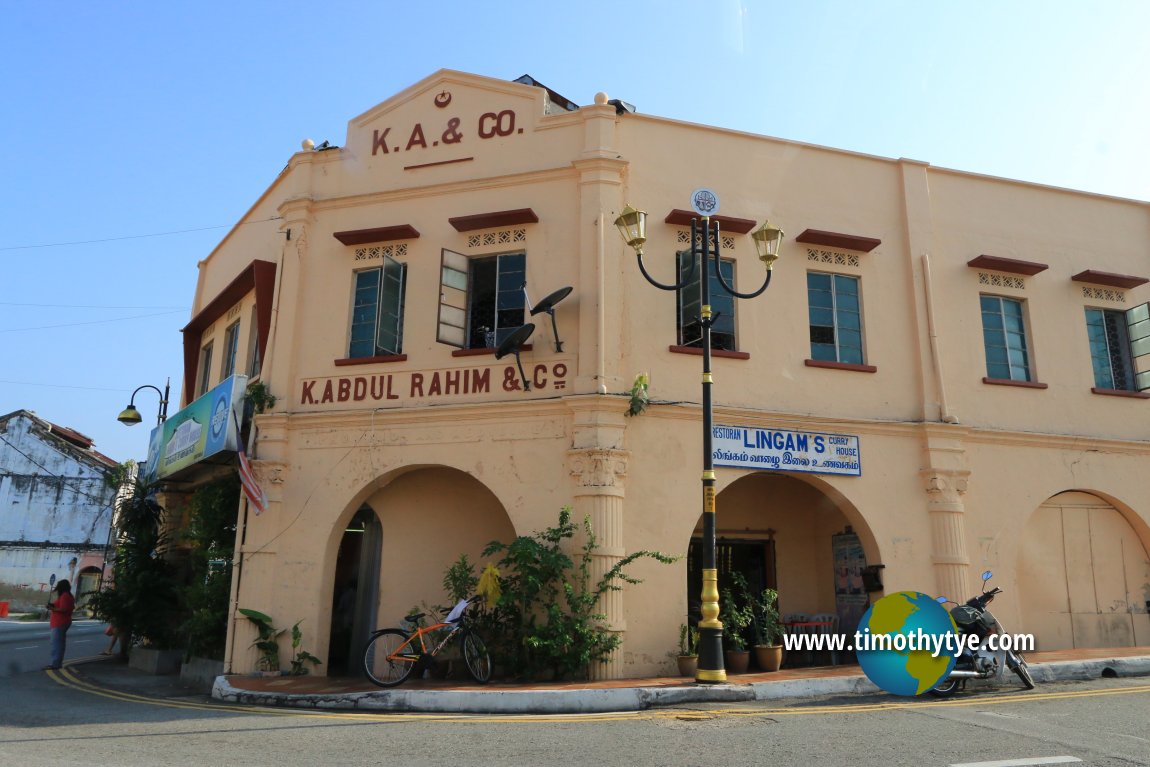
[180,476,239,660]
[626,372,649,417]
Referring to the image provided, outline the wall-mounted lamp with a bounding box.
[117,379,170,427]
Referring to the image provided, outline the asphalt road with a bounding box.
[0,663,1147,767]
[0,620,110,676]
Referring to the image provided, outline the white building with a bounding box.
[0,410,119,598]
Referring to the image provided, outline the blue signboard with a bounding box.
[712,424,861,476]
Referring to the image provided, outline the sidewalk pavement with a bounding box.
[65,646,1150,715]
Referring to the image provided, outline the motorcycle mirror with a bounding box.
[981,570,993,582]
[936,596,948,604]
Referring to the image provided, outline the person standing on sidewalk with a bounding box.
[44,579,75,670]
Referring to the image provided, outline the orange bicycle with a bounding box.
[363,596,492,687]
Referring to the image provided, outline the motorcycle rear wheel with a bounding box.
[929,677,960,697]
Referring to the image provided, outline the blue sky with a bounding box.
[3,1,1148,463]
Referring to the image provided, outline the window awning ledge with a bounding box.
[333,225,420,245]
[795,229,881,253]
[663,209,756,234]
[967,255,1049,276]
[448,208,538,232]
[1071,270,1149,289]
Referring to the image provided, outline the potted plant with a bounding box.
[720,585,753,674]
[751,587,785,672]
[239,608,284,675]
[289,620,322,676]
[675,623,699,677]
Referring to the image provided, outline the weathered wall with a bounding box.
[0,413,115,588]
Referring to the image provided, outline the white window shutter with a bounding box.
[438,249,469,347]
[1126,302,1150,391]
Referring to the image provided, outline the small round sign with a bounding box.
[690,188,720,217]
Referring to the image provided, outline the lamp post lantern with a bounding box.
[616,195,782,683]
[117,379,171,427]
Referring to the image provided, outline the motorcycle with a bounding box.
[930,570,1036,697]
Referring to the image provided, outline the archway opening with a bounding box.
[326,466,517,676]
[1017,490,1150,650]
[688,472,878,665]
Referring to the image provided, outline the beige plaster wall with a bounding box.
[199,71,1150,676]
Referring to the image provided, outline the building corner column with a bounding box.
[565,398,628,679]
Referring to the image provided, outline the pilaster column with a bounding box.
[922,465,972,602]
[920,426,972,601]
[566,397,628,679]
[567,446,628,680]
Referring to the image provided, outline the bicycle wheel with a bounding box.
[363,629,416,687]
[460,630,492,684]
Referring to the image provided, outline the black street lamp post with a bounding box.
[616,194,782,683]
[117,379,171,427]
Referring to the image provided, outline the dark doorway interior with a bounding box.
[328,506,381,676]
[686,537,778,622]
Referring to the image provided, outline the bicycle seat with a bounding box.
[404,612,425,624]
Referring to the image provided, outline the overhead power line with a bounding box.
[0,215,282,251]
[0,309,187,333]
[0,379,131,393]
[0,301,189,310]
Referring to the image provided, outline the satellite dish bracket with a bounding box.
[494,323,537,391]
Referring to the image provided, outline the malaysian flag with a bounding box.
[237,444,268,516]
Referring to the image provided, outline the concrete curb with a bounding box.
[751,673,879,699]
[1029,655,1150,683]
[210,676,757,714]
[210,654,1150,714]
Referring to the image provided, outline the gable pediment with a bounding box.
[346,70,564,169]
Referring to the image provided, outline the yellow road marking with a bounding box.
[47,663,1150,725]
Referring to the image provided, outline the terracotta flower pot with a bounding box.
[754,644,783,672]
[724,649,750,675]
[676,655,698,677]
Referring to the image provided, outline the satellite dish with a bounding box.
[495,323,536,391]
[530,286,572,316]
[523,284,572,352]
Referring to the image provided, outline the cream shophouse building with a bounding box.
[177,70,1150,678]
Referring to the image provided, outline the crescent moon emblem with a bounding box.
[434,91,452,108]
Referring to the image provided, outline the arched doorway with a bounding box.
[75,566,103,609]
[327,506,382,676]
[327,466,517,675]
[689,473,878,657]
[1017,491,1150,650]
